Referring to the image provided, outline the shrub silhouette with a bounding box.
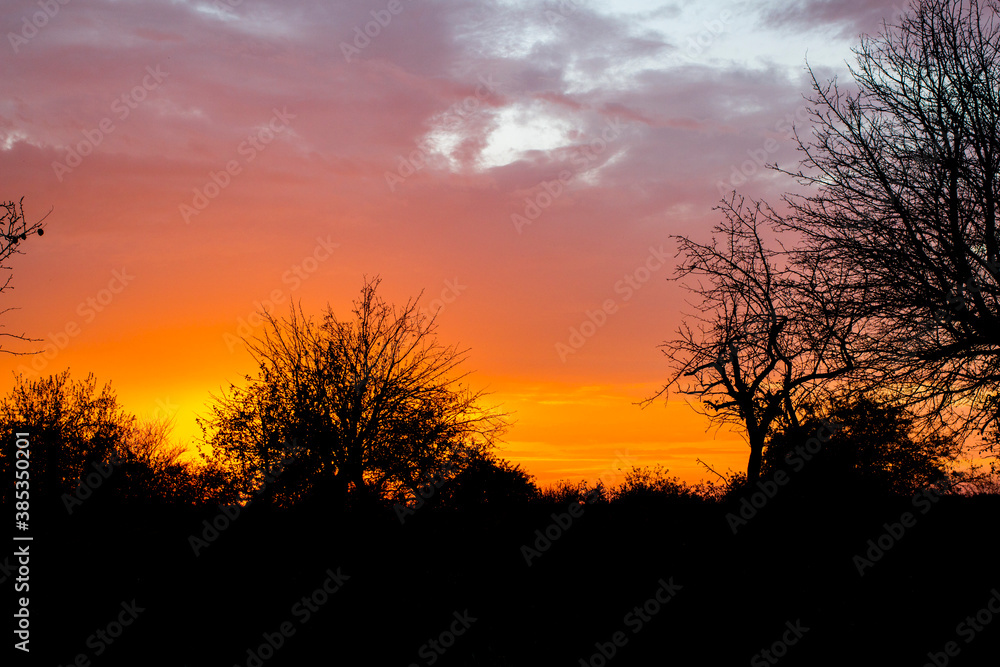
[536,478,606,505]
[610,464,697,504]
[433,454,539,510]
[0,371,132,511]
[762,392,962,497]
[0,371,234,511]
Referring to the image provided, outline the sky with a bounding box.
[0,0,914,488]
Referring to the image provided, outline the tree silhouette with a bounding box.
[1,197,47,355]
[774,0,1000,433]
[109,418,237,506]
[610,464,698,504]
[0,370,215,510]
[762,391,963,496]
[647,197,860,483]
[199,277,508,510]
[428,452,538,510]
[0,371,131,508]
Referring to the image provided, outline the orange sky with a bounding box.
[0,0,902,488]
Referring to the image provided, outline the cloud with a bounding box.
[0,0,872,479]
[754,0,911,40]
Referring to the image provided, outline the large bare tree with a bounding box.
[776,0,1000,433]
[647,197,861,483]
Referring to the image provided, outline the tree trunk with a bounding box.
[746,429,766,484]
[746,448,763,485]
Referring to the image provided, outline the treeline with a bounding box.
[2,366,997,525]
[649,0,1000,488]
[5,366,998,667]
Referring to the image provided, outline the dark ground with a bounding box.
[7,491,1000,666]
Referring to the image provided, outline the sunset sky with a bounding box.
[0,0,910,487]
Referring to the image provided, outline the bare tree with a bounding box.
[0,197,47,354]
[200,277,507,509]
[775,0,1000,433]
[646,197,860,484]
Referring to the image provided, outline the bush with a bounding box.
[434,454,539,509]
[763,392,963,497]
[536,479,606,505]
[610,465,695,503]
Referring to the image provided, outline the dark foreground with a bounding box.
[7,491,1000,666]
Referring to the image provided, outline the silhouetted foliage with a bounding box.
[774,0,1000,432]
[199,277,508,511]
[536,478,607,505]
[652,0,1000,485]
[0,370,227,510]
[648,197,860,484]
[1,197,48,354]
[0,370,132,509]
[15,5,1000,664]
[762,392,963,496]
[610,464,697,503]
[689,459,747,502]
[109,419,238,506]
[432,453,539,509]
